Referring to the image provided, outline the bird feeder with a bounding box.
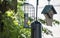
[41,5,57,26]
[22,3,35,28]
[41,0,57,26]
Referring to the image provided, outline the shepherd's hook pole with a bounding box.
[36,0,39,21]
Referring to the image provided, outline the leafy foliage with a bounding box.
[0,0,31,38]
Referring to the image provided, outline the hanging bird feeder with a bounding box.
[22,3,35,28]
[41,0,57,26]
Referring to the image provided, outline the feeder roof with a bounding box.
[41,5,57,14]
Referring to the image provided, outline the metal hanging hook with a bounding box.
[36,0,39,21]
[48,0,51,5]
